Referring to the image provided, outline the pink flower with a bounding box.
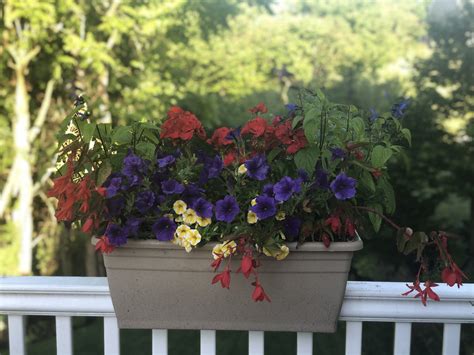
[212,267,231,289]
[252,280,271,302]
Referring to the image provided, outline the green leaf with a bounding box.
[303,107,320,143]
[136,142,156,160]
[404,232,427,255]
[96,160,112,187]
[291,115,303,129]
[350,117,365,139]
[396,229,409,253]
[294,146,319,174]
[371,145,393,168]
[81,123,96,143]
[378,177,396,214]
[367,203,383,232]
[111,126,133,145]
[360,170,375,192]
[267,148,282,162]
[401,128,412,146]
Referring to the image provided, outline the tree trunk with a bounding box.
[85,239,98,276]
[12,65,34,275]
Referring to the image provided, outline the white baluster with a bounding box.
[104,316,120,355]
[248,331,264,355]
[56,316,73,355]
[442,323,461,355]
[345,321,362,355]
[8,315,26,355]
[393,322,411,355]
[297,332,313,355]
[152,329,168,355]
[200,330,216,355]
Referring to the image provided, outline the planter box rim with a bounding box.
[92,235,363,252]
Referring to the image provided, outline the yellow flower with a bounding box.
[276,211,286,221]
[173,200,187,215]
[222,241,237,257]
[196,216,211,227]
[247,211,258,224]
[183,209,197,225]
[238,164,248,174]
[262,247,273,257]
[212,244,224,259]
[250,198,257,206]
[176,225,191,239]
[182,238,193,253]
[186,229,202,246]
[275,245,290,260]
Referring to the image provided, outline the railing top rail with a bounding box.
[0,277,473,323]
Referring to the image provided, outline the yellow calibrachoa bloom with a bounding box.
[183,208,197,224]
[176,224,191,239]
[212,241,237,259]
[173,200,187,215]
[186,229,202,246]
[196,216,211,227]
[275,245,290,260]
[276,211,286,221]
[182,239,193,253]
[250,198,257,206]
[247,211,258,224]
[238,164,247,174]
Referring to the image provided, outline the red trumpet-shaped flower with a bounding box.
[95,236,115,254]
[251,280,271,302]
[322,234,331,248]
[325,215,341,234]
[403,280,440,306]
[210,256,223,271]
[212,266,231,289]
[237,255,254,279]
[441,263,466,288]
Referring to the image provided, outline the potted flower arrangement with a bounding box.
[48,89,466,332]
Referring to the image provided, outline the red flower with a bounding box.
[77,177,92,213]
[223,150,237,167]
[325,215,341,234]
[95,236,115,254]
[211,257,223,271]
[207,127,233,148]
[344,219,356,238]
[212,266,231,289]
[237,255,254,279]
[403,280,440,306]
[96,187,107,197]
[353,150,364,161]
[249,102,268,114]
[160,106,206,141]
[274,120,307,154]
[322,234,331,248]
[251,280,271,302]
[241,117,269,138]
[441,263,466,288]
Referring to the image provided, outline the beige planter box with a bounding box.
[96,237,363,332]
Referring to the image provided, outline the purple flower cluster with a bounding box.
[122,151,148,186]
[244,155,269,181]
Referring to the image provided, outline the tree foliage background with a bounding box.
[0,0,472,353]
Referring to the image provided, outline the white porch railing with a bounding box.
[0,277,473,355]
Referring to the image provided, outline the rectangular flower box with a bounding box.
[97,237,363,332]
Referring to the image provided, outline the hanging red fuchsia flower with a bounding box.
[344,218,356,238]
[212,266,231,289]
[325,215,341,234]
[441,262,466,288]
[252,280,271,302]
[249,102,268,114]
[211,256,223,271]
[160,106,206,141]
[77,177,93,213]
[208,127,233,148]
[322,234,331,248]
[237,254,254,279]
[48,160,77,222]
[95,236,115,254]
[403,280,440,306]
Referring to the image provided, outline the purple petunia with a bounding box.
[199,155,224,184]
[157,155,176,168]
[105,223,128,246]
[283,216,302,241]
[330,173,357,200]
[262,183,274,197]
[161,179,185,195]
[192,198,213,219]
[124,217,141,237]
[135,190,156,214]
[122,151,148,187]
[105,175,124,198]
[250,196,277,220]
[314,168,330,190]
[273,177,301,202]
[244,155,269,181]
[215,196,240,223]
[330,147,346,161]
[152,217,177,241]
[105,196,126,218]
[181,184,204,205]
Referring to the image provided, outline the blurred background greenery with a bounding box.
[0,0,473,354]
